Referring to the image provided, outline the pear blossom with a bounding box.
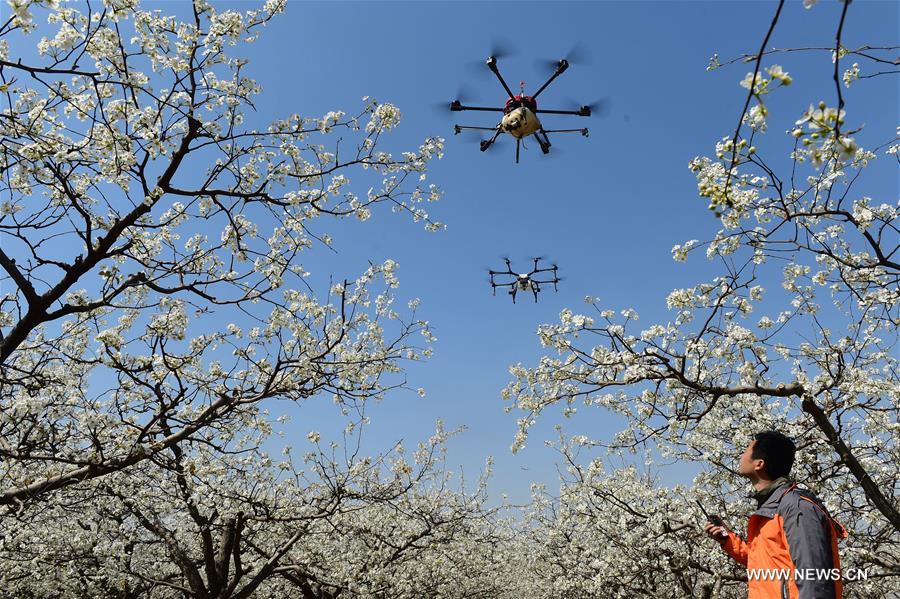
[0,0,445,559]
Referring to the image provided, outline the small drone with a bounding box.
[450,52,594,163]
[489,258,560,303]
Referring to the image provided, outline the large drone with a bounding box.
[450,51,594,163]
[489,258,560,303]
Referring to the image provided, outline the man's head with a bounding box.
[738,431,796,482]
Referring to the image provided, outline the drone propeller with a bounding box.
[489,37,516,61]
[466,38,517,75]
[493,256,515,272]
[534,41,591,76]
[433,85,478,114]
[562,96,610,118]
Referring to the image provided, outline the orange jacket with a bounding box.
[720,483,847,599]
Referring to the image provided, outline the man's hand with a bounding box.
[704,522,729,542]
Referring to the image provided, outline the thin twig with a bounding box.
[723,0,785,206]
[832,0,852,140]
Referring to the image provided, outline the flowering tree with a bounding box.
[504,0,899,593]
[0,0,442,507]
[0,420,507,598]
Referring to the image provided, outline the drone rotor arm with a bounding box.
[486,57,517,100]
[543,127,590,138]
[455,125,504,137]
[530,59,569,100]
[535,108,591,117]
[531,265,557,273]
[451,104,506,113]
[541,128,590,136]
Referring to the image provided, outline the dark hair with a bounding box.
[751,431,796,479]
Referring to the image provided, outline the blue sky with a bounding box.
[236,0,897,503]
[9,0,898,504]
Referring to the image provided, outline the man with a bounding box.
[705,431,847,599]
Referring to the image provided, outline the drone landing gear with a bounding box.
[480,129,501,152]
[533,130,551,154]
[533,128,590,158]
[455,125,504,153]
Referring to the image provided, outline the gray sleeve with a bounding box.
[780,497,836,599]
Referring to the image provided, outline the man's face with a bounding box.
[738,439,764,478]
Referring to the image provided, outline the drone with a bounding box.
[489,257,560,303]
[450,53,594,163]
